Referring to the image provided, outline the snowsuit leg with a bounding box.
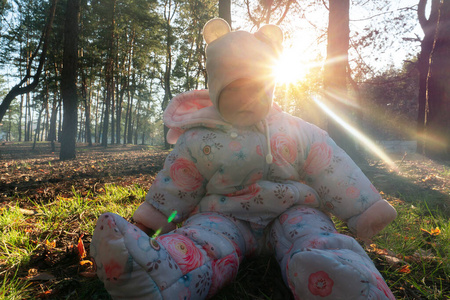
[266,205,395,300]
[90,212,255,300]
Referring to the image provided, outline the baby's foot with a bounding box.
[286,248,395,300]
[91,212,214,299]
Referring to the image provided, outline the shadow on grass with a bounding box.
[359,156,450,217]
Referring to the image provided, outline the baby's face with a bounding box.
[218,78,272,127]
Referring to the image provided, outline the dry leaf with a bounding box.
[80,260,93,266]
[77,237,86,260]
[45,240,56,248]
[421,227,441,236]
[398,265,411,274]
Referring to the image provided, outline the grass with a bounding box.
[0,184,145,299]
[0,158,449,299]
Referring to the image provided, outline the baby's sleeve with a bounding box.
[144,134,206,223]
[297,121,395,238]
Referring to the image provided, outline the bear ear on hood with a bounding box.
[203,18,231,45]
[256,24,283,49]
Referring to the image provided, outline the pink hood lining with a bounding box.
[163,89,282,144]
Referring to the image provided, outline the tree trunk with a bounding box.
[425,0,450,159]
[162,0,176,149]
[102,0,116,147]
[82,74,92,146]
[32,106,44,150]
[19,94,23,141]
[60,0,80,160]
[48,95,58,142]
[219,0,232,28]
[0,0,58,123]
[323,0,357,157]
[417,0,440,154]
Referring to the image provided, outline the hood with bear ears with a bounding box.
[203,18,283,114]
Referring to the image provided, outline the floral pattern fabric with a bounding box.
[91,90,395,299]
[145,102,383,233]
[91,207,395,299]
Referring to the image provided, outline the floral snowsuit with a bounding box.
[91,90,396,299]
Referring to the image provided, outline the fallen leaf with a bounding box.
[77,236,86,260]
[421,227,441,236]
[45,240,56,248]
[80,260,93,266]
[398,265,411,274]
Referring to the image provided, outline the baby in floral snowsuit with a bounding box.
[91,18,398,299]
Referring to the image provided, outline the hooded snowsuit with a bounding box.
[90,18,397,300]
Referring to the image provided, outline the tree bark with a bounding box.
[425,0,450,159]
[82,73,92,146]
[0,0,58,123]
[219,0,232,28]
[102,0,116,147]
[60,0,80,160]
[417,0,440,153]
[323,0,357,157]
[162,0,176,149]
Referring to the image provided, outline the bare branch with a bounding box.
[276,0,294,25]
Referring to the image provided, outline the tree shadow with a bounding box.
[358,152,450,217]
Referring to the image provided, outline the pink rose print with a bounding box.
[256,145,263,157]
[228,140,242,152]
[157,234,205,274]
[308,271,334,297]
[208,254,239,297]
[288,215,303,224]
[104,259,123,282]
[375,274,395,300]
[346,186,360,199]
[270,133,298,166]
[225,183,261,201]
[170,158,203,192]
[304,142,333,176]
[279,213,289,224]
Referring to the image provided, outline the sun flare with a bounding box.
[273,47,310,84]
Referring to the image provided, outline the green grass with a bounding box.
[1,174,449,299]
[0,270,32,300]
[0,184,146,299]
[371,197,449,299]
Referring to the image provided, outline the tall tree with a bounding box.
[60,0,80,160]
[323,0,357,157]
[424,0,450,159]
[0,0,58,123]
[162,0,177,149]
[417,0,440,153]
[219,0,231,27]
[102,0,117,147]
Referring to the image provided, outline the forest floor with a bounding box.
[0,141,449,299]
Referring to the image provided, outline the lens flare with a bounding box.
[312,96,398,172]
[168,210,178,223]
[152,228,162,238]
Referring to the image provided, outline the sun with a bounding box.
[273,42,311,85]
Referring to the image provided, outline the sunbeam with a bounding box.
[312,95,399,172]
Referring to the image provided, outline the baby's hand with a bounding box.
[134,221,155,236]
[133,201,176,235]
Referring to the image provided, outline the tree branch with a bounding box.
[0,0,58,123]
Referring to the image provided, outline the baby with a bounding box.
[90,18,397,299]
